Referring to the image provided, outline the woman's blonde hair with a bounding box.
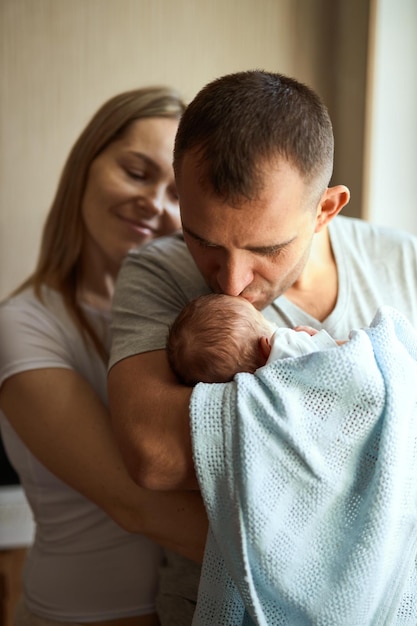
[19,86,186,358]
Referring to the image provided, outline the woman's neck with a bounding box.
[77,272,115,311]
[77,239,120,311]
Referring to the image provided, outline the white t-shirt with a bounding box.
[0,286,162,622]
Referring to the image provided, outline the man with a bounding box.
[108,71,417,623]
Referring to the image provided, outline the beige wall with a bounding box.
[0,0,369,298]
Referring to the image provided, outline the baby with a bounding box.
[167,293,339,385]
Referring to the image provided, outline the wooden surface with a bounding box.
[0,548,26,626]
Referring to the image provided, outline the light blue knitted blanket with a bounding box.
[190,306,417,625]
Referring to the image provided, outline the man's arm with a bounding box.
[108,348,198,490]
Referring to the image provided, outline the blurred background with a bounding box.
[1,0,416,300]
[0,0,416,622]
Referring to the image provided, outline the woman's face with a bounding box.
[81,116,180,279]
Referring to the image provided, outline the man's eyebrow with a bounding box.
[247,242,293,254]
[182,225,226,248]
[182,224,295,252]
[182,225,214,244]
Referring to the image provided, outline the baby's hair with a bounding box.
[167,293,271,385]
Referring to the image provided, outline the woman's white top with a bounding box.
[0,286,162,622]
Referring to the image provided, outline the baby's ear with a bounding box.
[259,336,272,365]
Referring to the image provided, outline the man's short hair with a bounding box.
[174,70,334,204]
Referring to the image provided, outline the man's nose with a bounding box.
[216,256,254,296]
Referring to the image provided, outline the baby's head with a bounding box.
[167,293,275,385]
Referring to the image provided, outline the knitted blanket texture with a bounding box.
[190,306,417,625]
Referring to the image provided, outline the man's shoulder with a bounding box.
[331,215,417,255]
[332,215,417,241]
[121,231,203,287]
[129,230,188,262]
[115,231,209,309]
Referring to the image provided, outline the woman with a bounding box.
[0,87,206,626]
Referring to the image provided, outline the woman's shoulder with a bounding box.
[0,285,69,332]
[0,285,80,374]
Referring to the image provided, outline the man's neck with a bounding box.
[285,228,338,322]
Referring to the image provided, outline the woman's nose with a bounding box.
[141,184,165,215]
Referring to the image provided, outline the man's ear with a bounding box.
[259,336,272,365]
[315,185,350,233]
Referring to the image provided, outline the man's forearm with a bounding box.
[108,350,198,490]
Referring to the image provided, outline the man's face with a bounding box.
[178,153,321,311]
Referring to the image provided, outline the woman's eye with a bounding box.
[169,187,179,203]
[127,170,146,181]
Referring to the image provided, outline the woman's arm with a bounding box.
[0,367,207,563]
